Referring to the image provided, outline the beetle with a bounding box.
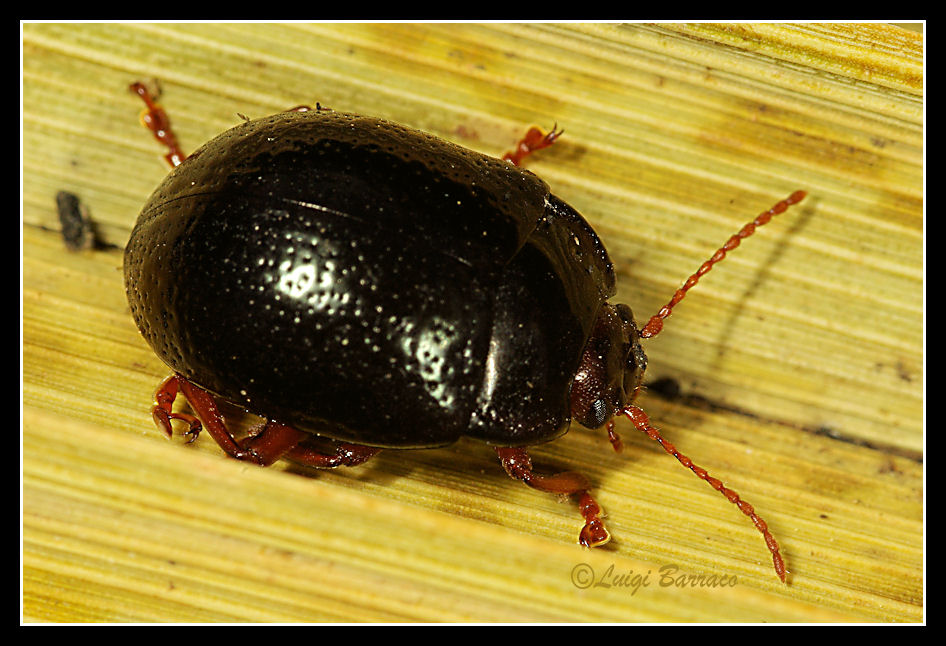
[125,82,804,581]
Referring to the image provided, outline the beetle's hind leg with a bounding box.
[152,374,202,443]
[494,447,610,548]
[153,375,271,463]
[150,375,381,469]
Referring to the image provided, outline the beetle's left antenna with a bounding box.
[129,81,186,168]
[639,191,807,339]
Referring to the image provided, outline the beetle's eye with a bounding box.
[588,398,610,428]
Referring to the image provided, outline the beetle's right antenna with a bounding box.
[640,191,807,339]
[623,404,787,582]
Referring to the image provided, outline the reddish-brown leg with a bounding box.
[153,374,262,462]
[605,419,623,453]
[152,374,201,442]
[237,420,309,466]
[622,404,787,582]
[495,447,609,547]
[151,375,380,469]
[502,124,563,166]
[283,436,381,469]
[238,420,380,468]
[129,81,187,168]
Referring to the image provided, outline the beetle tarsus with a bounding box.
[152,374,202,442]
[577,492,611,547]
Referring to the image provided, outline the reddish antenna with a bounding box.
[631,191,807,582]
[640,191,807,339]
[623,405,786,581]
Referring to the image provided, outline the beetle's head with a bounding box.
[570,303,647,429]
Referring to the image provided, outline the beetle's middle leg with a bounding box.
[237,421,380,468]
[129,81,186,168]
[280,436,381,469]
[494,447,610,547]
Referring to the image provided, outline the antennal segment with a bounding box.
[640,191,807,339]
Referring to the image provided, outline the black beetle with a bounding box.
[125,82,803,580]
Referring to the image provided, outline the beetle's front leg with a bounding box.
[495,447,610,547]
